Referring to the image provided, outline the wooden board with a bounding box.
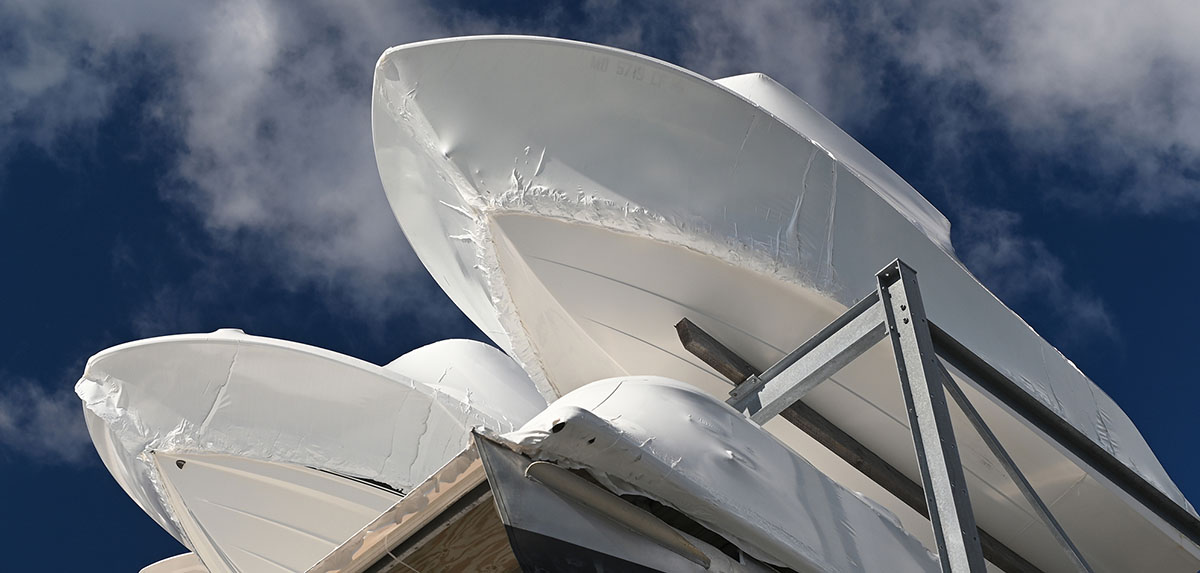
[398,499,520,573]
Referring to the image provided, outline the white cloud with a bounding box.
[955,206,1116,340]
[0,2,119,157]
[877,0,1200,211]
[671,0,885,128]
[162,1,443,313]
[1,0,453,318]
[659,0,1200,340]
[7,0,1187,340]
[0,376,92,465]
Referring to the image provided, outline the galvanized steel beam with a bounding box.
[878,260,986,572]
[677,306,1042,571]
[937,364,1093,572]
[728,293,887,423]
[676,258,1124,573]
[929,323,1200,548]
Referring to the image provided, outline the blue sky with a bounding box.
[1,1,1198,569]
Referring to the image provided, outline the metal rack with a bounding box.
[675,259,1198,572]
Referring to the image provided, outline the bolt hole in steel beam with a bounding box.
[680,258,1106,572]
[672,258,1115,572]
[677,335,1037,568]
[877,260,986,573]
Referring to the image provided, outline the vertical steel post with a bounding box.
[878,260,986,573]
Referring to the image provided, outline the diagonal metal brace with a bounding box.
[937,363,1094,572]
[689,257,1100,572]
[879,259,987,573]
[727,291,888,423]
[679,312,1043,572]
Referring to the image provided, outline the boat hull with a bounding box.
[78,332,543,573]
[373,35,1199,571]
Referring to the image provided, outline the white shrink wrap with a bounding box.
[77,331,542,573]
[373,35,1199,571]
[504,376,939,572]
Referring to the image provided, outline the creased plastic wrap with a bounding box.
[308,445,486,573]
[503,376,939,572]
[373,35,1198,570]
[77,331,543,566]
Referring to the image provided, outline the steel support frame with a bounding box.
[938,364,1093,572]
[680,259,1108,573]
[676,319,1041,573]
[877,261,987,572]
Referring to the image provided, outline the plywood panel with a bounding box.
[399,501,520,573]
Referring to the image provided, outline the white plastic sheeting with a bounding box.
[307,446,487,573]
[77,331,543,572]
[504,376,939,572]
[715,72,952,255]
[383,338,547,425]
[373,35,1199,570]
[150,452,398,573]
[140,553,208,573]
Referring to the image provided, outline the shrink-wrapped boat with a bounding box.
[78,331,544,572]
[372,35,1199,571]
[80,34,1199,573]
